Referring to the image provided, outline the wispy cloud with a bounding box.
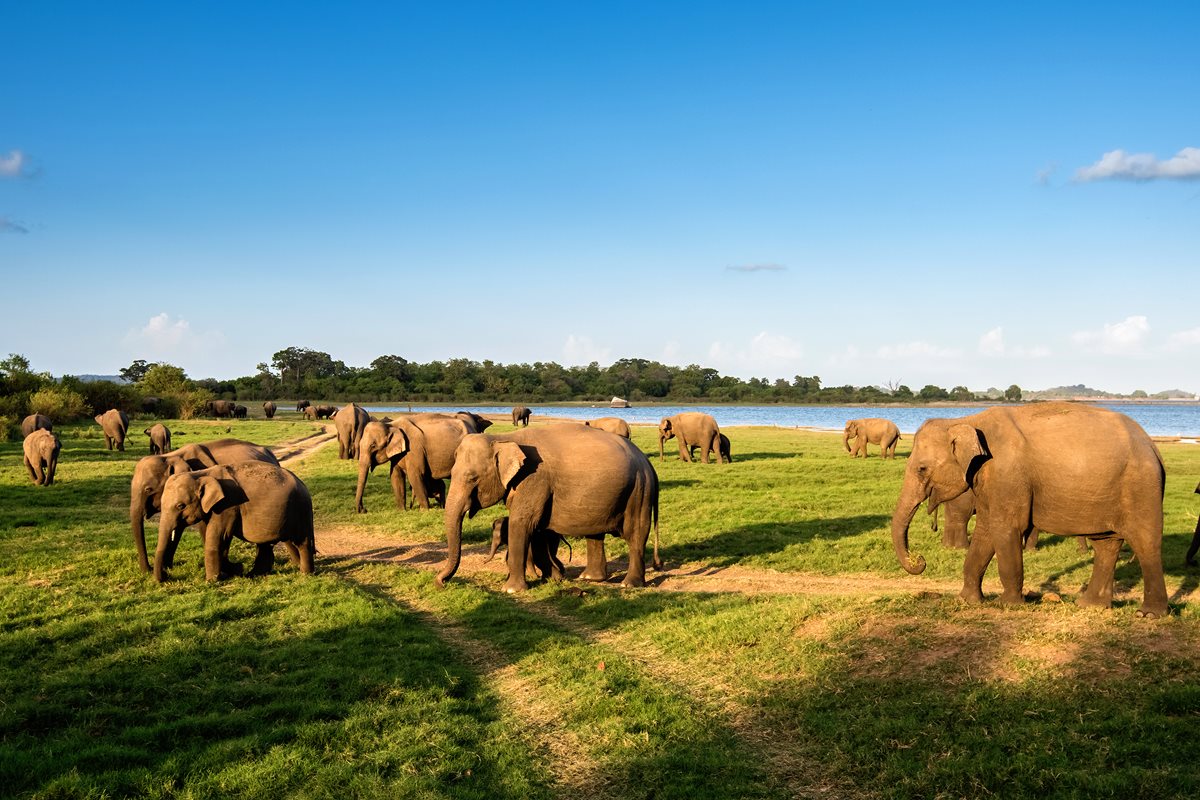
[1071,315,1150,354]
[562,334,611,365]
[726,263,786,273]
[123,312,226,359]
[1035,163,1058,186]
[0,217,29,234]
[708,331,803,374]
[0,150,29,178]
[875,341,962,360]
[978,327,1051,358]
[1167,327,1200,350]
[1074,147,1200,182]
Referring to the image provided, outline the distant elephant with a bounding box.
[585,417,631,438]
[454,411,493,433]
[843,418,901,459]
[1186,482,1200,567]
[485,516,572,581]
[130,439,279,573]
[315,405,336,419]
[155,462,315,583]
[95,409,130,451]
[354,416,470,512]
[334,402,370,460]
[263,401,277,419]
[512,406,532,427]
[233,405,248,419]
[23,428,61,486]
[204,400,236,418]
[144,423,172,454]
[437,424,660,592]
[689,432,731,463]
[141,396,162,414]
[892,403,1167,617]
[20,414,52,437]
[296,400,311,413]
[659,412,723,463]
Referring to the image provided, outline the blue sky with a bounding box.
[2,1,1197,393]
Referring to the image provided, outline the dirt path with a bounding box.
[271,425,338,463]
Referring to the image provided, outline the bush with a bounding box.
[175,389,213,420]
[61,377,142,416]
[28,386,89,421]
[0,415,17,442]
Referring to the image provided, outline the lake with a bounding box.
[364,403,1200,438]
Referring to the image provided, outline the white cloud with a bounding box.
[726,263,786,273]
[0,217,28,234]
[977,327,1051,358]
[1035,163,1057,185]
[0,150,27,177]
[875,341,962,360]
[123,312,226,360]
[1071,315,1150,354]
[662,340,681,361]
[562,334,611,365]
[1167,327,1200,350]
[1074,147,1200,182]
[707,331,803,375]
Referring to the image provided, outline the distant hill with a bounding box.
[64,374,126,384]
[1151,389,1197,400]
[1032,384,1109,398]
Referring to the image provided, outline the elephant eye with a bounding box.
[176,502,186,510]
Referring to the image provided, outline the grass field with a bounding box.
[2,415,1199,799]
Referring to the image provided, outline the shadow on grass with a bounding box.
[665,515,891,568]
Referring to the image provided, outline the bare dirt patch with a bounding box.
[270,425,338,463]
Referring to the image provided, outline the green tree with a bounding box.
[140,363,191,396]
[918,384,950,401]
[950,385,974,401]
[119,359,151,383]
[1005,384,1022,402]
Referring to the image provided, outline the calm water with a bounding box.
[365,403,1200,437]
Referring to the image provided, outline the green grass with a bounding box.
[2,419,1199,798]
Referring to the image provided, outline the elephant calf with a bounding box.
[585,417,631,438]
[659,412,724,463]
[95,408,130,451]
[155,462,315,583]
[21,413,52,437]
[1187,481,1200,568]
[843,418,900,459]
[23,429,61,486]
[145,423,172,454]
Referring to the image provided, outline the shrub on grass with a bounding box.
[28,386,89,421]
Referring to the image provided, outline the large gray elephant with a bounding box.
[512,406,532,427]
[1187,481,1200,567]
[20,414,52,437]
[305,404,336,420]
[689,432,731,463]
[453,411,493,433]
[659,412,723,463]
[891,403,1167,617]
[354,416,470,512]
[23,428,61,486]
[437,424,660,593]
[233,405,248,419]
[296,400,311,413]
[144,423,172,454]
[263,401,277,419]
[203,400,236,418]
[333,402,370,460]
[95,409,130,451]
[129,439,279,573]
[584,417,631,438]
[843,418,901,459]
[931,487,1088,554]
[155,462,314,583]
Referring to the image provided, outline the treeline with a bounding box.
[175,347,1018,404]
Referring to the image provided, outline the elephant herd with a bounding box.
[15,400,1200,618]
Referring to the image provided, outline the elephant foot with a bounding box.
[999,589,1025,606]
[356,505,367,514]
[957,587,984,604]
[502,577,529,593]
[1076,591,1112,609]
[621,574,646,588]
[580,569,609,582]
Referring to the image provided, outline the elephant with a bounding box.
[354,416,470,512]
[296,400,311,413]
[1187,482,1200,567]
[20,414,52,437]
[144,423,172,454]
[129,439,279,573]
[141,396,162,414]
[154,462,315,583]
[95,409,130,451]
[584,417,631,438]
[454,411,493,433]
[512,406,532,427]
[204,400,236,418]
[485,516,573,581]
[659,412,724,463]
[843,418,901,459]
[931,488,1089,553]
[333,402,370,460]
[689,432,732,463]
[263,401,277,419]
[437,424,661,593]
[315,405,336,419]
[23,428,61,486]
[233,405,248,419]
[891,403,1168,618]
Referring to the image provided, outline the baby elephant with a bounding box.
[843,418,900,459]
[23,428,61,486]
[689,433,732,463]
[155,462,315,583]
[485,517,572,581]
[144,423,172,454]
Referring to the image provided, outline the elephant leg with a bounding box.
[1187,518,1200,567]
[959,521,995,603]
[23,456,37,483]
[283,541,301,565]
[203,518,228,582]
[250,543,276,577]
[298,537,315,574]
[1024,529,1040,550]
[678,440,691,462]
[992,523,1027,605]
[1077,536,1090,554]
[1078,537,1120,608]
[1121,522,1168,618]
[408,467,432,510]
[580,536,609,582]
[389,461,408,511]
[501,518,534,593]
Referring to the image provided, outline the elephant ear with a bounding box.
[384,428,409,459]
[198,476,228,513]
[948,424,986,475]
[495,442,526,488]
[660,419,672,434]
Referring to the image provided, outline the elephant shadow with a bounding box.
[663,515,891,570]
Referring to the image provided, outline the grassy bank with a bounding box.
[2,420,1198,798]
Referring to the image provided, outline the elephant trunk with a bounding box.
[891,473,928,575]
[658,434,665,462]
[437,484,470,586]
[45,453,58,486]
[154,515,184,583]
[484,519,505,563]
[842,429,852,453]
[354,456,372,513]
[131,497,151,572]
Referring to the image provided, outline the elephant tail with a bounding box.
[651,491,661,571]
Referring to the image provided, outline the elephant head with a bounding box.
[131,452,197,572]
[890,421,987,574]
[842,421,858,452]
[438,435,526,585]
[154,467,244,582]
[658,418,675,461]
